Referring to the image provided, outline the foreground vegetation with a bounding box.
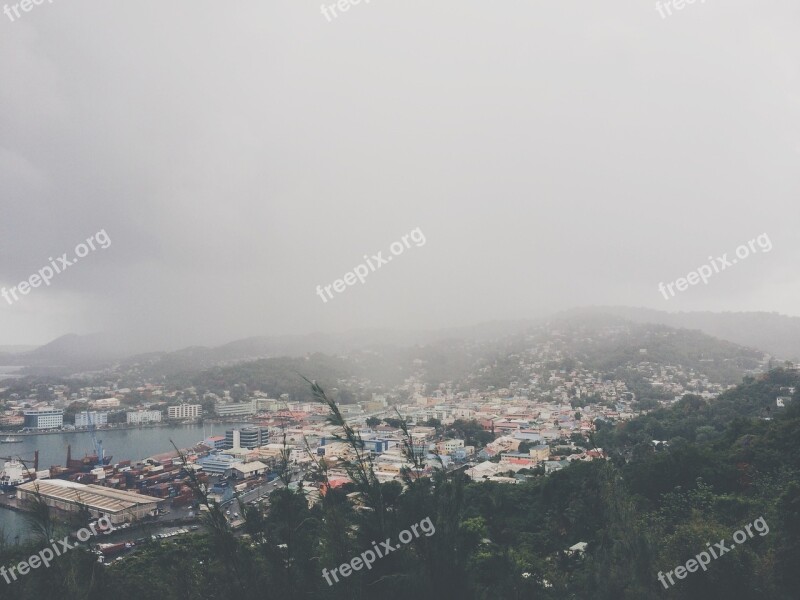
[1,370,799,599]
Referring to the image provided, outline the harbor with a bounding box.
[1,421,191,437]
[0,422,209,472]
[0,423,211,541]
[0,419,294,545]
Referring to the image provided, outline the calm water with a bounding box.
[0,422,221,542]
[0,509,28,545]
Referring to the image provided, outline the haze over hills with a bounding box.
[560,307,800,361]
[0,321,545,373]
[0,345,37,354]
[3,308,797,377]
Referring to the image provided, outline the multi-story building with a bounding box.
[529,444,551,463]
[23,408,64,430]
[225,427,268,449]
[90,398,120,410]
[255,398,280,412]
[424,407,451,422]
[215,400,256,417]
[321,436,389,455]
[127,410,163,425]
[435,438,464,455]
[196,453,239,475]
[203,435,226,450]
[410,441,432,458]
[338,404,364,416]
[74,412,108,427]
[167,404,202,419]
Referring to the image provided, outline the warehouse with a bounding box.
[16,479,162,524]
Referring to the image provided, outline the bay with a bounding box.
[0,422,227,542]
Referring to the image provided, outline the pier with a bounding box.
[0,491,27,514]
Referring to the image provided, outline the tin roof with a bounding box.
[18,480,160,514]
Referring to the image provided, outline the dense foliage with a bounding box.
[2,370,799,599]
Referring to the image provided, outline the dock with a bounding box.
[0,491,28,513]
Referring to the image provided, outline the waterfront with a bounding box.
[0,422,214,469]
[0,507,28,544]
[0,422,217,541]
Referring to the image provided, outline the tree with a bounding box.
[107,411,127,425]
[570,398,586,409]
[570,432,588,448]
[445,419,495,448]
[634,397,660,411]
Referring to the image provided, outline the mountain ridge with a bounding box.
[5,308,798,374]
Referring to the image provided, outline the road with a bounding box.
[221,469,306,525]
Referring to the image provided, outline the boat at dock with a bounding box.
[0,459,35,490]
[0,436,22,443]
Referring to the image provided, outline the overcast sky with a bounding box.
[1,0,798,349]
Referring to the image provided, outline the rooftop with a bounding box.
[18,479,160,514]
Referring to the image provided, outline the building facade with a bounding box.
[167,404,202,419]
[529,444,551,462]
[127,410,163,424]
[24,409,64,430]
[225,427,268,449]
[215,400,256,417]
[16,479,161,524]
[435,439,465,455]
[196,452,239,475]
[90,398,121,409]
[74,412,108,427]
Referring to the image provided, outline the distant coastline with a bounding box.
[0,422,195,437]
[0,417,257,437]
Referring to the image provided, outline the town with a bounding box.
[1,320,767,567]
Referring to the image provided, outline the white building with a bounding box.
[90,398,120,409]
[167,404,203,419]
[23,409,64,430]
[435,439,465,455]
[215,400,256,417]
[255,398,280,412]
[127,410,162,424]
[229,461,269,480]
[74,412,108,427]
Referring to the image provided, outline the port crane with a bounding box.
[85,410,105,467]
